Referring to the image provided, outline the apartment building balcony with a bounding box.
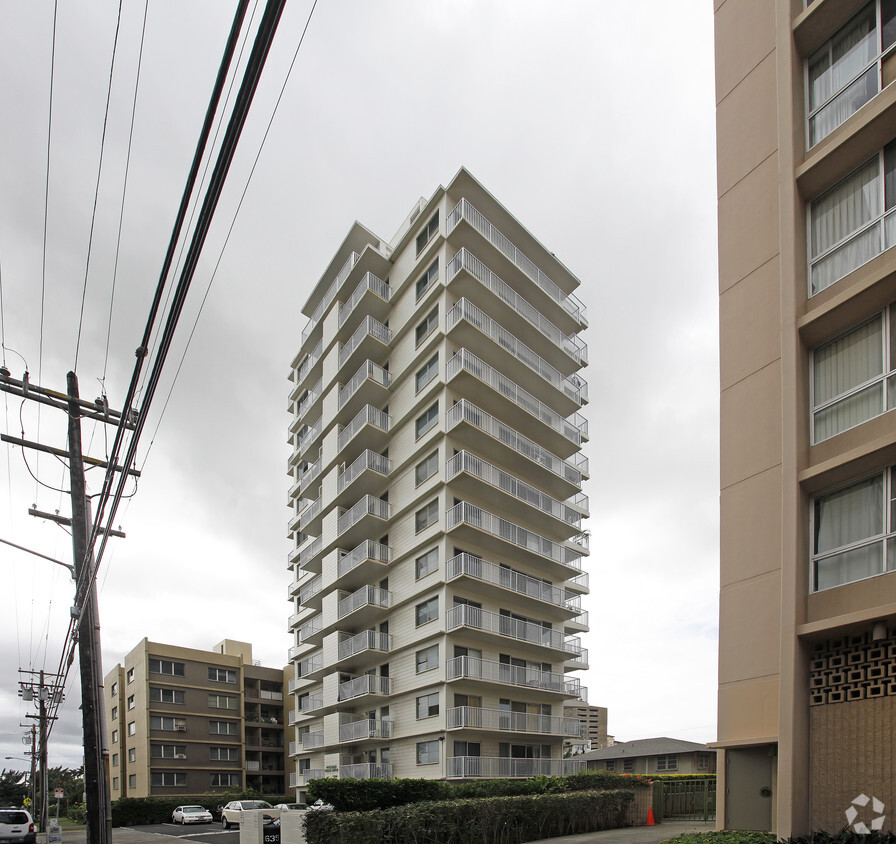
[337,405,391,462]
[447,198,587,330]
[446,553,581,618]
[301,731,325,750]
[446,451,585,538]
[298,693,325,714]
[336,629,392,665]
[337,585,392,626]
[339,763,393,780]
[446,756,585,779]
[288,740,297,757]
[447,502,584,579]
[446,247,587,371]
[337,315,391,376]
[337,360,391,420]
[297,614,323,646]
[296,456,322,499]
[339,718,393,743]
[447,605,583,661]
[288,709,300,726]
[568,647,589,670]
[446,298,586,414]
[446,707,585,738]
[337,272,392,331]
[301,251,360,346]
[297,652,324,681]
[447,349,587,458]
[291,535,323,576]
[297,768,330,787]
[565,610,589,634]
[566,571,589,595]
[337,495,391,547]
[335,450,391,506]
[445,656,581,697]
[337,674,392,702]
[296,378,323,423]
[298,574,323,611]
[446,400,585,499]
[291,339,323,389]
[297,496,323,535]
[336,540,391,591]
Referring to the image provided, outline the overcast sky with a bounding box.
[0,1,719,769]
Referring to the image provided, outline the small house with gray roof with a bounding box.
[579,737,716,776]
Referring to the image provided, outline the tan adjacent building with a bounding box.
[287,168,590,791]
[716,0,896,834]
[104,639,288,799]
[563,703,609,749]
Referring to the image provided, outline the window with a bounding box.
[415,451,438,486]
[415,402,438,438]
[415,354,438,393]
[128,775,136,790]
[604,760,616,771]
[209,720,239,735]
[210,746,239,761]
[415,500,438,532]
[128,748,136,763]
[111,682,117,697]
[415,548,438,579]
[623,759,634,773]
[697,752,712,771]
[416,644,439,673]
[126,668,134,684]
[150,716,186,731]
[111,730,118,744]
[110,706,117,720]
[127,722,136,736]
[807,2,896,148]
[208,667,237,683]
[656,755,678,771]
[454,741,480,756]
[151,772,186,787]
[112,777,119,791]
[416,597,439,626]
[416,260,440,301]
[111,754,119,767]
[811,467,896,591]
[150,687,185,704]
[416,307,438,345]
[415,212,439,257]
[127,695,135,710]
[208,694,238,710]
[416,692,439,718]
[210,773,240,787]
[416,740,439,765]
[148,658,184,676]
[151,744,186,759]
[811,309,896,442]
[809,141,896,295]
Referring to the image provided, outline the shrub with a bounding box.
[66,804,87,824]
[662,833,776,844]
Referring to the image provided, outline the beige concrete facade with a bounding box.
[716,0,896,834]
[104,639,288,799]
[563,704,609,749]
[287,168,590,792]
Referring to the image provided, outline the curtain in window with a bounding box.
[809,6,876,111]
[813,316,883,440]
[810,69,878,146]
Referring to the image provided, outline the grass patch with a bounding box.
[662,833,776,844]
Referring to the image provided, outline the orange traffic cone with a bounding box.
[646,807,656,826]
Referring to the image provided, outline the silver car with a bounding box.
[220,800,275,830]
[172,805,213,824]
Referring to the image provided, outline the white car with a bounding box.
[220,800,275,830]
[0,809,36,843]
[172,805,213,824]
[274,803,306,811]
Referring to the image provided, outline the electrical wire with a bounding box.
[74,0,125,371]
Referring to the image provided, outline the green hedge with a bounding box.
[108,794,293,826]
[304,789,634,844]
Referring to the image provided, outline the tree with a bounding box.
[0,769,28,807]
[46,767,84,815]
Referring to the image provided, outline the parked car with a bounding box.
[273,803,306,811]
[0,809,36,844]
[171,806,213,824]
[262,817,280,844]
[220,800,275,830]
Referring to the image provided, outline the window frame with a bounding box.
[416,644,439,674]
[148,658,185,676]
[415,213,439,257]
[415,402,439,439]
[208,694,238,710]
[415,548,439,580]
[150,687,185,705]
[415,451,439,487]
[416,306,439,345]
[416,739,439,765]
[416,692,439,719]
[415,354,439,394]
[415,499,439,533]
[208,667,237,684]
[415,596,439,627]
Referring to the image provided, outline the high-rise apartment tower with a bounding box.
[716,0,896,834]
[287,168,591,790]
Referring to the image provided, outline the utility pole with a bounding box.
[19,670,62,834]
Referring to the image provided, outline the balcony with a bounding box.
[338,315,391,374]
[297,768,330,786]
[297,456,322,496]
[337,360,391,418]
[295,536,323,574]
[298,614,323,646]
[338,272,392,329]
[446,605,583,660]
[337,674,392,702]
[446,248,587,369]
[446,198,586,328]
[337,495,391,547]
[446,400,584,498]
[301,251,360,345]
[447,349,587,457]
[337,405,391,459]
[566,572,589,594]
[293,418,321,456]
[294,339,323,386]
[446,707,585,738]
[446,756,584,779]
[337,585,392,625]
[297,497,323,535]
[447,502,584,577]
[337,450,391,503]
[299,694,325,714]
[453,655,580,695]
[338,629,392,662]
[339,763,393,780]
[302,731,325,749]
[446,298,586,412]
[336,539,391,590]
[298,574,323,608]
[565,610,589,633]
[297,652,323,679]
[446,553,580,616]
[288,740,297,757]
[447,451,584,537]
[339,718,393,743]
[296,378,322,422]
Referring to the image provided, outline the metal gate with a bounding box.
[659,777,716,821]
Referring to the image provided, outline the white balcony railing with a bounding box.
[446,706,585,737]
[295,420,321,456]
[301,251,360,344]
[295,340,323,384]
[337,495,391,535]
[298,615,322,643]
[337,540,391,578]
[298,575,323,606]
[339,718,393,743]
[298,536,322,570]
[447,248,587,365]
[446,553,580,611]
[447,502,583,570]
[447,299,586,406]
[338,272,391,328]
[338,405,391,452]
[338,585,392,619]
[299,767,329,785]
[338,316,392,370]
[339,763,393,780]
[298,456,322,491]
[446,400,584,488]
[302,731,325,749]
[447,349,588,445]
[297,652,323,678]
[298,497,322,533]
[338,450,391,492]
[338,361,391,409]
[337,674,392,701]
[446,756,585,779]
[296,379,322,420]
[446,605,582,656]
[299,694,324,713]
[447,451,583,528]
[447,198,586,327]
[338,629,392,660]
[446,655,581,696]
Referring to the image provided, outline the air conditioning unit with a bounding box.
[175,754,187,759]
[175,725,187,731]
